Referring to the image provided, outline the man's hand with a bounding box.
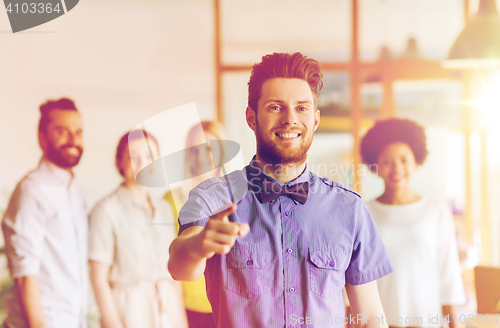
[193,203,250,259]
[345,281,388,328]
[168,203,250,281]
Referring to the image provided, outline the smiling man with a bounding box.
[2,98,88,328]
[168,53,394,328]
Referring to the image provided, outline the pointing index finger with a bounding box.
[213,203,237,222]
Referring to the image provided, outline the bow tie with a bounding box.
[260,180,309,204]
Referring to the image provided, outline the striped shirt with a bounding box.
[179,157,394,328]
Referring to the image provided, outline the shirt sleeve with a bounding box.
[88,201,115,266]
[178,178,234,236]
[1,181,47,278]
[437,204,466,305]
[345,198,395,285]
[178,186,216,236]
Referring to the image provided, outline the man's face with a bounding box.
[246,78,320,166]
[39,109,83,169]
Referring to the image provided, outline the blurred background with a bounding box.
[1,0,500,324]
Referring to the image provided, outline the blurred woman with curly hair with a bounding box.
[360,118,465,328]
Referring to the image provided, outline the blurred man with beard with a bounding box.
[169,53,395,328]
[2,98,88,328]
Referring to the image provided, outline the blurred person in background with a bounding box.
[164,121,225,328]
[89,130,187,328]
[361,118,466,328]
[2,98,88,328]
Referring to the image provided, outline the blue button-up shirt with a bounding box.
[179,157,394,328]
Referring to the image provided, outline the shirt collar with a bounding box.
[38,156,75,189]
[245,155,310,193]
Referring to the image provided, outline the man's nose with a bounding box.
[68,131,83,146]
[280,108,298,126]
[66,131,75,144]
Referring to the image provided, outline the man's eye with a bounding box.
[298,107,308,111]
[270,106,280,111]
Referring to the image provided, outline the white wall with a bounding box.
[0,0,216,209]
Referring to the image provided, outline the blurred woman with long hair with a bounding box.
[164,121,226,328]
[89,130,188,328]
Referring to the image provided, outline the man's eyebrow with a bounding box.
[263,99,314,105]
[53,125,82,132]
[263,99,285,105]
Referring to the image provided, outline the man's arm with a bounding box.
[168,204,250,281]
[14,275,46,328]
[345,281,388,328]
[3,183,48,328]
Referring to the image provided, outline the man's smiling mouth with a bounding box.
[275,133,300,139]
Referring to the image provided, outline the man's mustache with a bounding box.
[59,144,83,153]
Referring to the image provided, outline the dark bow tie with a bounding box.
[260,180,309,204]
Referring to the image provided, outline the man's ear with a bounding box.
[313,109,320,132]
[246,106,257,132]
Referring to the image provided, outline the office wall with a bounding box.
[0,0,216,210]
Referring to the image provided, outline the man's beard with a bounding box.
[255,123,313,166]
[46,140,83,169]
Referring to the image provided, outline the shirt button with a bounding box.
[287,248,293,254]
[246,259,253,266]
[329,261,335,267]
[289,287,295,292]
[285,211,291,216]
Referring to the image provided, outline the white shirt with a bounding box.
[89,185,187,328]
[2,158,88,328]
[367,196,466,327]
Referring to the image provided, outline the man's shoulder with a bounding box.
[310,173,361,199]
[2,169,50,222]
[196,168,246,190]
[193,168,249,204]
[11,167,48,199]
[17,162,66,192]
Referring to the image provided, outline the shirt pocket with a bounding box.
[309,248,349,299]
[225,246,274,298]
